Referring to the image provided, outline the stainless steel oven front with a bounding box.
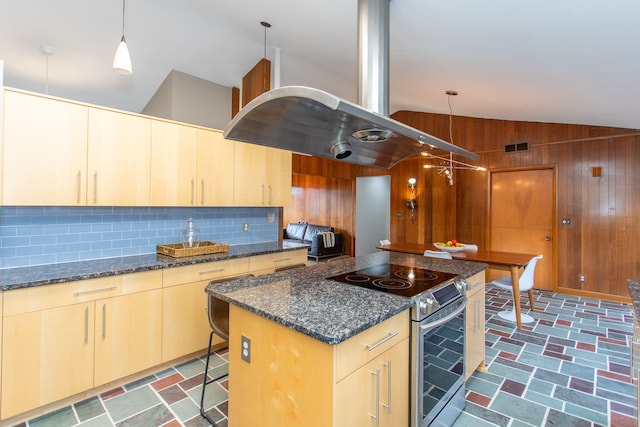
[411,295,467,427]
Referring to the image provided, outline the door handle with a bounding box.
[545,236,552,241]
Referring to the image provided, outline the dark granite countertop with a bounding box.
[0,241,309,291]
[627,279,640,318]
[206,251,487,345]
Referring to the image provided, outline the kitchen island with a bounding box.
[206,251,486,427]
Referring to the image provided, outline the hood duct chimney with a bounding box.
[358,0,389,116]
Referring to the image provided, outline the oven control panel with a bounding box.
[414,278,468,320]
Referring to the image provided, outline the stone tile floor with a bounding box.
[15,351,230,427]
[15,285,637,426]
[454,285,636,427]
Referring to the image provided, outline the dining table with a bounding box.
[376,242,537,329]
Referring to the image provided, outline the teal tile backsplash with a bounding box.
[0,206,279,268]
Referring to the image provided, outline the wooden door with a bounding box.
[88,108,151,206]
[196,129,235,206]
[489,168,555,290]
[94,289,162,386]
[150,120,197,206]
[1,303,95,418]
[2,90,88,205]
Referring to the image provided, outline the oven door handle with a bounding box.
[419,299,467,332]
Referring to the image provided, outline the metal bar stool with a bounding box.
[200,274,254,425]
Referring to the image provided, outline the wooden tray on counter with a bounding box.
[157,241,229,258]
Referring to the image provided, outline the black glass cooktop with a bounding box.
[327,263,458,298]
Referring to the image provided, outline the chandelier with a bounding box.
[423,91,485,185]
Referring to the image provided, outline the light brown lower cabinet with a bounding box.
[1,302,95,418]
[0,249,308,421]
[335,337,409,427]
[465,271,486,380]
[161,257,251,362]
[0,270,162,419]
[228,306,409,427]
[93,289,163,386]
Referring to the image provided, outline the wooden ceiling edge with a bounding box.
[438,131,640,156]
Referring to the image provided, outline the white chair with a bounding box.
[461,243,478,251]
[379,239,391,246]
[488,255,543,324]
[423,250,453,259]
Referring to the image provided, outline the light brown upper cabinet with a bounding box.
[2,88,290,208]
[150,120,198,206]
[234,142,291,207]
[88,108,151,206]
[195,127,234,206]
[1,89,89,205]
[150,122,234,206]
[2,89,151,206]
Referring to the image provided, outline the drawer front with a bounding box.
[3,270,162,316]
[335,310,409,381]
[162,258,250,287]
[249,249,307,273]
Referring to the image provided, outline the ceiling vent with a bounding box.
[503,142,530,153]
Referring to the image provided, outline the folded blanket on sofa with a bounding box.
[317,231,335,248]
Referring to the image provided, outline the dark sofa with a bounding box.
[283,222,344,261]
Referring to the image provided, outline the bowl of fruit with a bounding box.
[434,240,465,252]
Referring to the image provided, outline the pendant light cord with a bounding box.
[447,92,455,147]
[121,0,126,40]
[45,53,49,95]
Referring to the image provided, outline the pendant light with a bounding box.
[112,0,132,75]
[422,90,485,185]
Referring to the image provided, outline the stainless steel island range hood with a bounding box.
[223,0,478,170]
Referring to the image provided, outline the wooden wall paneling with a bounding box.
[284,174,356,256]
[387,110,639,301]
[288,112,637,301]
[231,87,240,117]
[241,58,271,107]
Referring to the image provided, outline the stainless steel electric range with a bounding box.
[328,263,469,427]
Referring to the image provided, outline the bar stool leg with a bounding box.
[200,331,218,425]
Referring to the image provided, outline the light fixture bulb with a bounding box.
[112,36,132,75]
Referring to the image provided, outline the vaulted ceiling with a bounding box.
[1,0,638,130]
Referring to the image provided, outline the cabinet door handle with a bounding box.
[93,172,98,204]
[261,183,265,206]
[273,258,291,264]
[201,179,205,205]
[268,184,272,205]
[369,368,380,426]
[365,331,399,351]
[382,360,391,414]
[198,268,225,275]
[84,306,89,344]
[73,286,117,296]
[102,303,107,339]
[77,170,82,204]
[191,179,195,205]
